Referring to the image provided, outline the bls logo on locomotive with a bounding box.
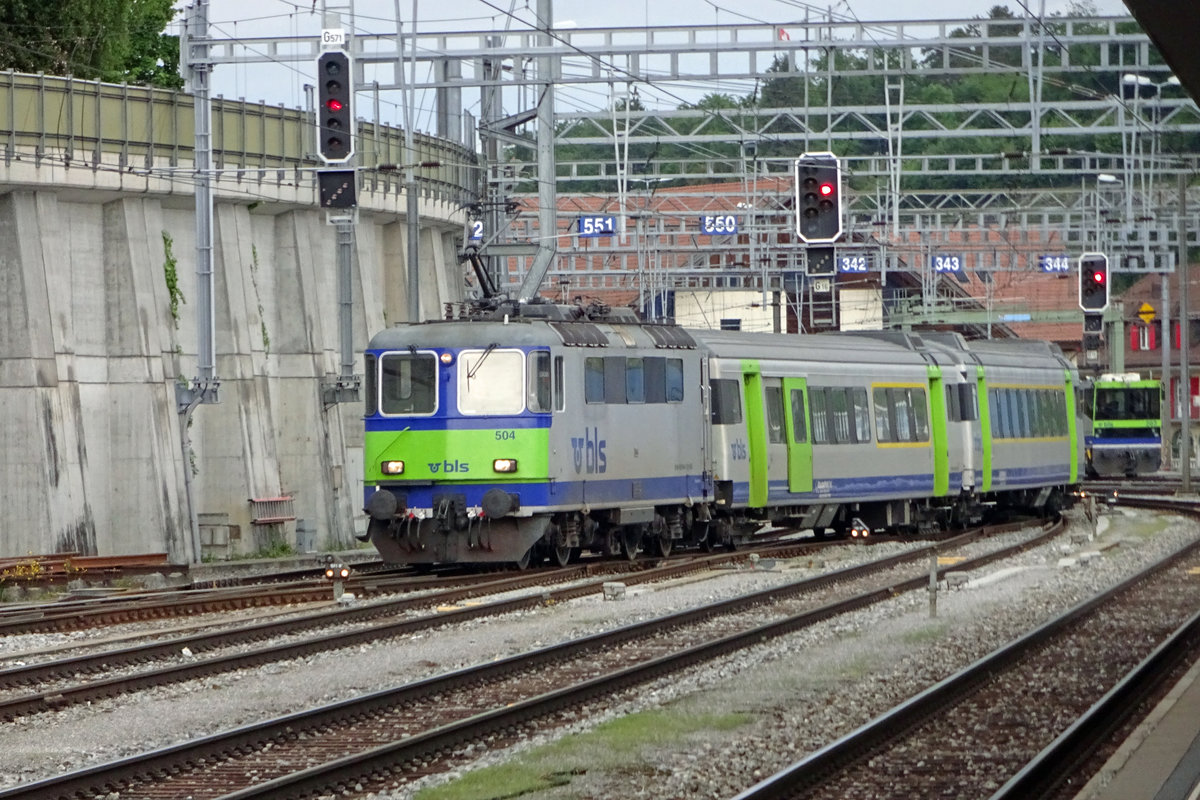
[571,427,607,474]
[428,459,470,474]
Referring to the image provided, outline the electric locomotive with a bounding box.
[361,302,711,567]
[1084,373,1162,477]
[361,302,1083,567]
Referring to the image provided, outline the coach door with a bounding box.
[782,378,813,493]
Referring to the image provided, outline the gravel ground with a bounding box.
[382,508,1199,800]
[0,508,1193,799]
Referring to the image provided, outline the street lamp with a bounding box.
[1121,73,1181,219]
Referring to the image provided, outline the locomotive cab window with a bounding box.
[380,352,437,415]
[459,348,525,414]
[528,351,553,412]
[364,353,377,416]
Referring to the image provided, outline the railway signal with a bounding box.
[794,152,843,244]
[1078,252,1109,312]
[316,50,354,163]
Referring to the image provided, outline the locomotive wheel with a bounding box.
[549,543,572,567]
[621,527,641,561]
[650,532,672,558]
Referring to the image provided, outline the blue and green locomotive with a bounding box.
[361,304,1083,567]
[1084,373,1162,477]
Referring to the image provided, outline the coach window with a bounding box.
[830,389,851,443]
[811,389,830,444]
[585,357,605,403]
[364,354,378,416]
[990,389,1005,438]
[893,389,913,441]
[626,358,646,404]
[851,388,871,442]
[666,358,685,402]
[710,379,742,424]
[912,389,930,441]
[460,349,524,414]
[790,389,808,443]
[765,387,785,444]
[959,383,979,422]
[946,384,961,422]
[873,387,892,442]
[380,352,437,415]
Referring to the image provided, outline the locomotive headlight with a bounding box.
[381,460,405,475]
[493,458,518,473]
[439,352,454,365]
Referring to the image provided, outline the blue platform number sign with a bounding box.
[578,215,616,237]
[700,215,738,235]
[1040,254,1071,273]
[932,254,962,273]
[837,254,869,273]
[468,220,483,242]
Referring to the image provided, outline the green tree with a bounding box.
[0,0,181,88]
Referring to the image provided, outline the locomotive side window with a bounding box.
[626,358,645,404]
[645,357,667,403]
[644,357,686,403]
[364,354,377,416]
[789,389,808,443]
[665,359,684,402]
[604,357,628,403]
[765,387,785,444]
[710,379,743,424]
[585,357,605,403]
[459,349,524,414]
[380,352,437,415]
[554,356,565,411]
[528,351,552,412]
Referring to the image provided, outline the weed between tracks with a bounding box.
[414,708,751,800]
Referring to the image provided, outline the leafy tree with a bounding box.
[0,0,181,88]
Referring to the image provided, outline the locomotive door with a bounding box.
[782,378,813,493]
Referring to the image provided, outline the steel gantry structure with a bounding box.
[186,5,1200,315]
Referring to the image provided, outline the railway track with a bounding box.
[0,521,1058,799]
[732,498,1200,800]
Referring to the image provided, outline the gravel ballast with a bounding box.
[0,508,1192,799]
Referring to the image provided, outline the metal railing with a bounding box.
[0,71,480,206]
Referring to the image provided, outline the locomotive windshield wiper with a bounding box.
[467,342,500,380]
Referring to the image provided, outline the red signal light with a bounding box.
[1092,271,1105,284]
[819,182,834,196]
[326,98,344,112]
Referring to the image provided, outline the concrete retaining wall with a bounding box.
[0,164,465,561]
